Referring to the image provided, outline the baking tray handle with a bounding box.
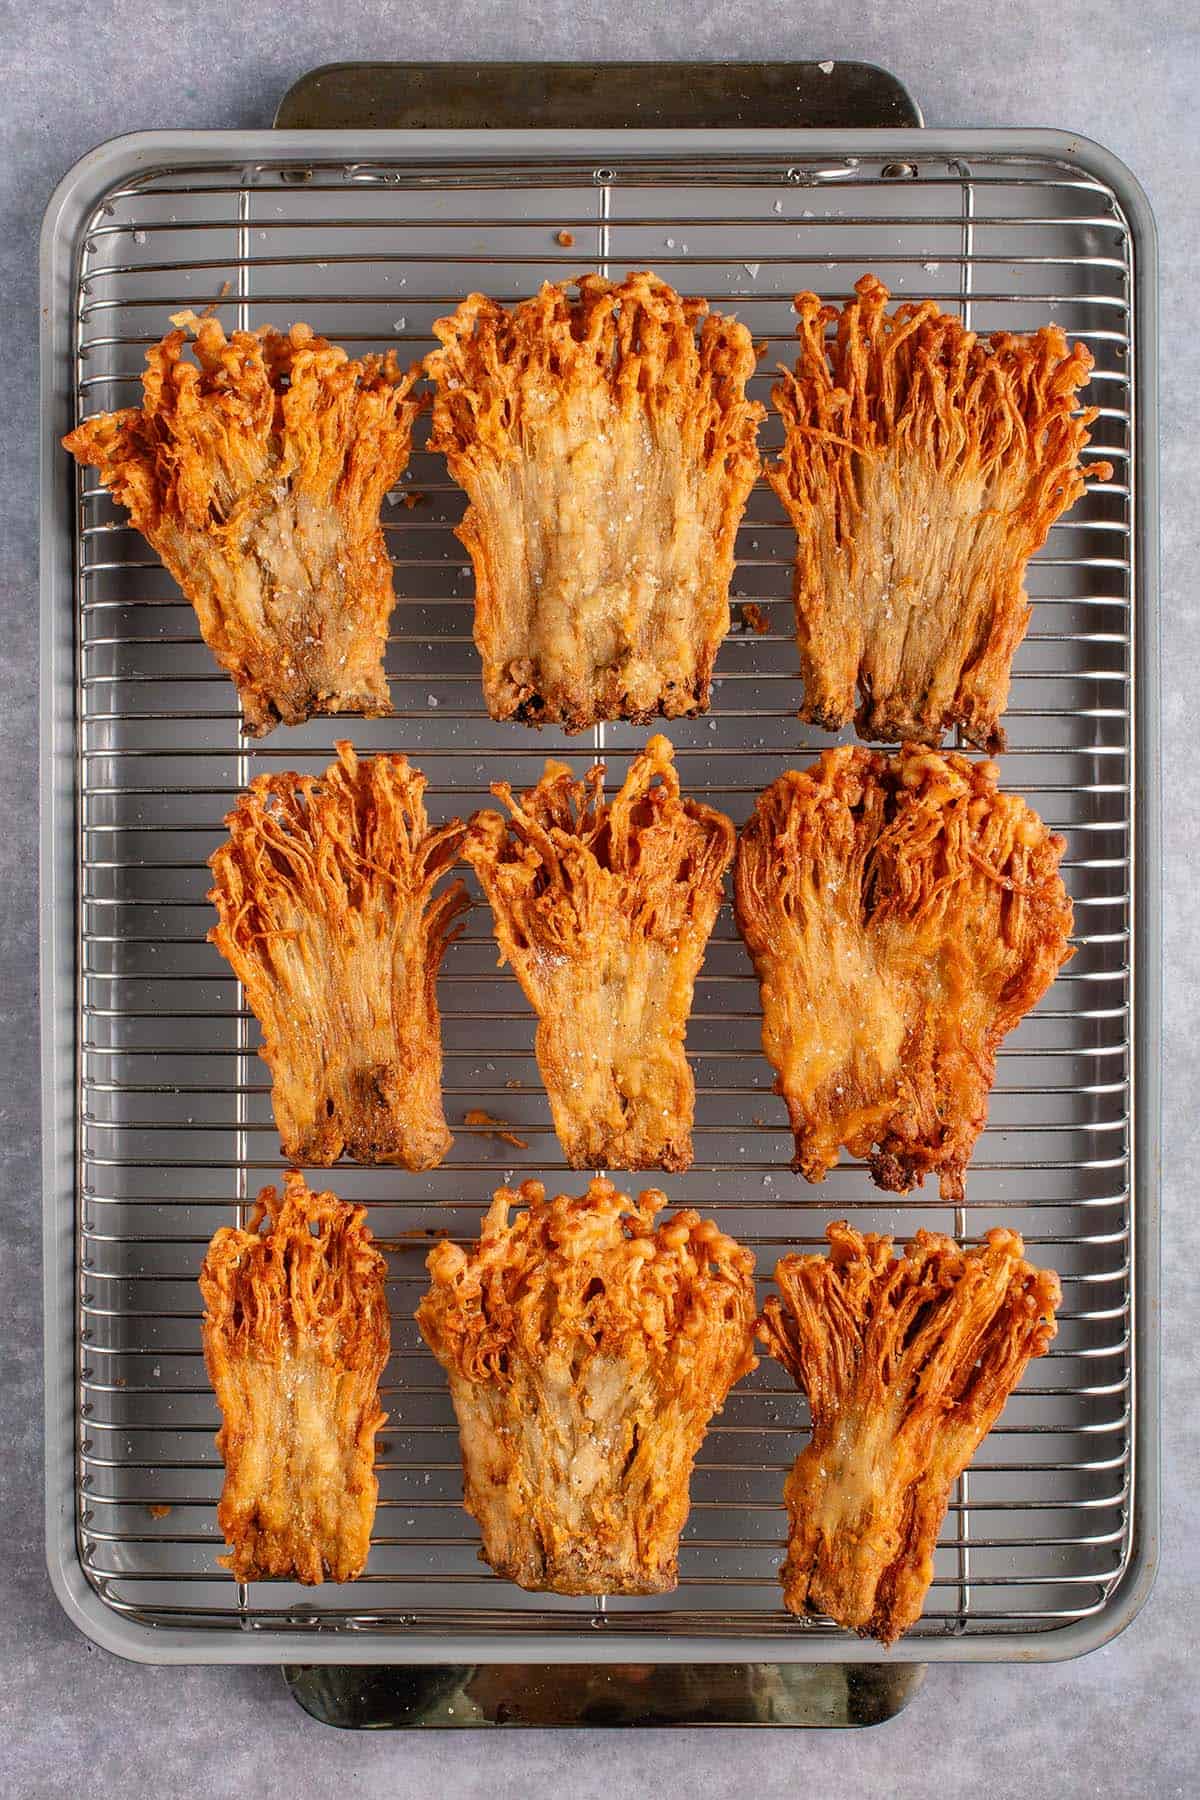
[274,60,923,131]
[283,1660,928,1729]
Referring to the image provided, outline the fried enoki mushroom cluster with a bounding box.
[760,1221,1060,1644]
[417,1177,758,1595]
[199,1171,390,1584]
[64,312,421,734]
[768,274,1112,752]
[427,272,764,730]
[463,734,735,1172]
[208,741,467,1170]
[735,743,1073,1200]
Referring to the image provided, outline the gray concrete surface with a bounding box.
[2,4,1196,1795]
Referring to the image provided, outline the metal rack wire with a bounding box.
[71,148,1136,1647]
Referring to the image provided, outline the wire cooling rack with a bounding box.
[64,141,1149,1654]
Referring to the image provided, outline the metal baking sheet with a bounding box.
[39,126,1160,1665]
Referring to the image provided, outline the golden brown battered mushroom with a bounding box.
[417,1176,757,1594]
[760,1222,1060,1643]
[463,734,734,1172]
[734,744,1073,1199]
[64,312,421,735]
[426,272,764,730]
[199,1171,390,1584]
[768,274,1112,751]
[208,741,467,1169]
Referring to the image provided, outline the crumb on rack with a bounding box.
[555,229,575,248]
[736,602,771,636]
[464,1108,529,1150]
[147,1503,172,1519]
[400,490,426,509]
[374,1226,444,1251]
